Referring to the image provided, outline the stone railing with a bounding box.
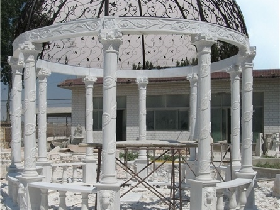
[28,182,96,210]
[216,178,252,210]
[1,151,11,178]
[51,162,85,183]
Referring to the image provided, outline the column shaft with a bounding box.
[84,76,97,158]
[37,69,50,162]
[10,58,23,168]
[193,36,215,181]
[240,62,254,173]
[137,78,148,159]
[230,68,241,167]
[22,45,39,177]
[187,74,198,160]
[99,30,122,184]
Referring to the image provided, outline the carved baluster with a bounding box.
[229,187,237,210]
[51,166,57,183]
[72,165,78,182]
[40,188,48,210]
[216,189,224,210]
[81,193,89,210]
[59,191,67,210]
[62,166,68,183]
[239,185,247,210]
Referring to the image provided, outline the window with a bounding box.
[147,95,189,131]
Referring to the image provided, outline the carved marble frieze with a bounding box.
[13,17,249,54]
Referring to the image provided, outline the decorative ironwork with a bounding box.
[39,0,247,69]
[50,0,247,35]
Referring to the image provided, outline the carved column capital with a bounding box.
[136,77,148,90]
[187,73,198,86]
[228,65,242,80]
[37,68,51,80]
[239,46,256,68]
[99,29,123,52]
[8,56,24,74]
[83,75,97,87]
[19,41,41,63]
[191,34,216,53]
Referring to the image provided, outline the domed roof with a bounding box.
[37,0,248,69]
[58,0,247,35]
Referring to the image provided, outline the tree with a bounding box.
[1,0,67,122]
[1,0,26,122]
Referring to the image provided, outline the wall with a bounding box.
[254,78,280,135]
[71,77,280,142]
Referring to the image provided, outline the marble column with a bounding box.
[239,47,256,175]
[83,75,97,184]
[185,73,198,184]
[37,68,51,163]
[189,35,217,210]
[135,77,148,179]
[236,47,257,210]
[137,77,148,156]
[17,41,43,210]
[228,66,242,179]
[21,42,40,178]
[193,35,215,182]
[8,56,24,172]
[187,73,198,160]
[37,67,52,182]
[96,29,123,210]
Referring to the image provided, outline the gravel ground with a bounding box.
[1,167,279,210]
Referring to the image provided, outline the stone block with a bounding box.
[272,174,280,198]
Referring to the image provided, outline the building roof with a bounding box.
[58,69,280,89]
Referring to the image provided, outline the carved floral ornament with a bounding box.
[136,77,148,89]
[83,75,97,85]
[8,56,24,71]
[13,17,250,55]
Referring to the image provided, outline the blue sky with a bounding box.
[1,0,280,120]
[236,0,280,70]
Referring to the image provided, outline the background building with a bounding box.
[59,69,280,143]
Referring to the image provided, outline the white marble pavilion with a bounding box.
[7,1,258,209]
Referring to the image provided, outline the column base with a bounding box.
[95,182,122,210]
[225,164,241,181]
[17,175,44,210]
[37,161,52,182]
[189,179,219,210]
[185,160,197,185]
[83,158,97,184]
[7,164,23,174]
[134,158,149,180]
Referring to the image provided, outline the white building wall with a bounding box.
[254,78,280,134]
[71,77,280,143]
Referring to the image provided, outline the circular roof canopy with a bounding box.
[57,0,247,35]
[14,0,249,70]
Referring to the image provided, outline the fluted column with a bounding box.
[192,35,215,181]
[99,29,122,184]
[229,66,242,168]
[240,47,256,174]
[37,68,51,163]
[187,73,198,160]
[21,42,40,178]
[137,77,148,158]
[83,75,97,184]
[8,56,24,171]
